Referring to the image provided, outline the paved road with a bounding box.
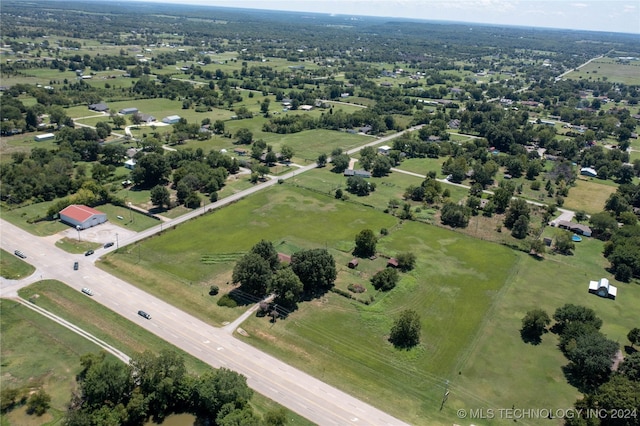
[0,220,409,426]
[1,128,424,425]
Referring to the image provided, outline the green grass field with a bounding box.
[0,298,111,425]
[237,220,519,425]
[98,184,398,326]
[0,249,36,280]
[563,177,617,214]
[93,181,640,425]
[4,283,310,426]
[565,57,640,85]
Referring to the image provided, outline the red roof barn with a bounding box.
[59,205,107,230]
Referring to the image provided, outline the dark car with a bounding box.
[138,310,151,320]
[14,250,26,259]
[74,261,79,270]
[104,242,114,248]
[84,249,94,256]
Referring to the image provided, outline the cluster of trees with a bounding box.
[64,350,286,426]
[584,183,640,280]
[521,304,629,393]
[1,387,51,417]
[232,240,337,310]
[522,306,640,426]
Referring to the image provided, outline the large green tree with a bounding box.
[250,240,280,271]
[628,327,640,348]
[290,249,337,295]
[232,252,272,296]
[354,229,377,257]
[520,309,551,344]
[150,185,171,209]
[566,331,618,389]
[268,267,304,310]
[371,268,399,291]
[131,153,170,188]
[389,310,421,348]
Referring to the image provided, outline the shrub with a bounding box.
[209,285,219,296]
[371,268,399,291]
[217,294,237,308]
[347,283,366,293]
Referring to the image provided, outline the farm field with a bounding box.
[98,184,399,326]
[564,57,640,85]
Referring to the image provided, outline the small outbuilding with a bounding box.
[119,107,138,115]
[162,115,181,124]
[124,159,136,169]
[378,145,392,155]
[387,258,399,268]
[580,167,598,178]
[588,278,617,300]
[59,204,107,230]
[348,259,359,269]
[34,133,55,142]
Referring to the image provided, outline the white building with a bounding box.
[588,278,617,300]
[34,133,55,142]
[162,115,181,124]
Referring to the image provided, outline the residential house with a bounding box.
[88,103,109,112]
[557,220,592,237]
[378,145,392,155]
[344,169,372,178]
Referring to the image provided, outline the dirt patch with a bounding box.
[611,349,624,371]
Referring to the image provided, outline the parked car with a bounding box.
[138,310,151,320]
[14,250,26,259]
[81,288,94,296]
[74,261,79,270]
[84,249,94,256]
[104,242,114,248]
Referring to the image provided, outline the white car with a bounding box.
[81,288,94,296]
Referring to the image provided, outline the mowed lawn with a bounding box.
[98,184,399,325]
[238,220,517,425]
[454,237,640,425]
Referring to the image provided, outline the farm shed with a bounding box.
[588,278,617,300]
[34,133,55,142]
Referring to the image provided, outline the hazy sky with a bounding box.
[137,0,640,34]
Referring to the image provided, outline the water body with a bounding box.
[144,413,199,426]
